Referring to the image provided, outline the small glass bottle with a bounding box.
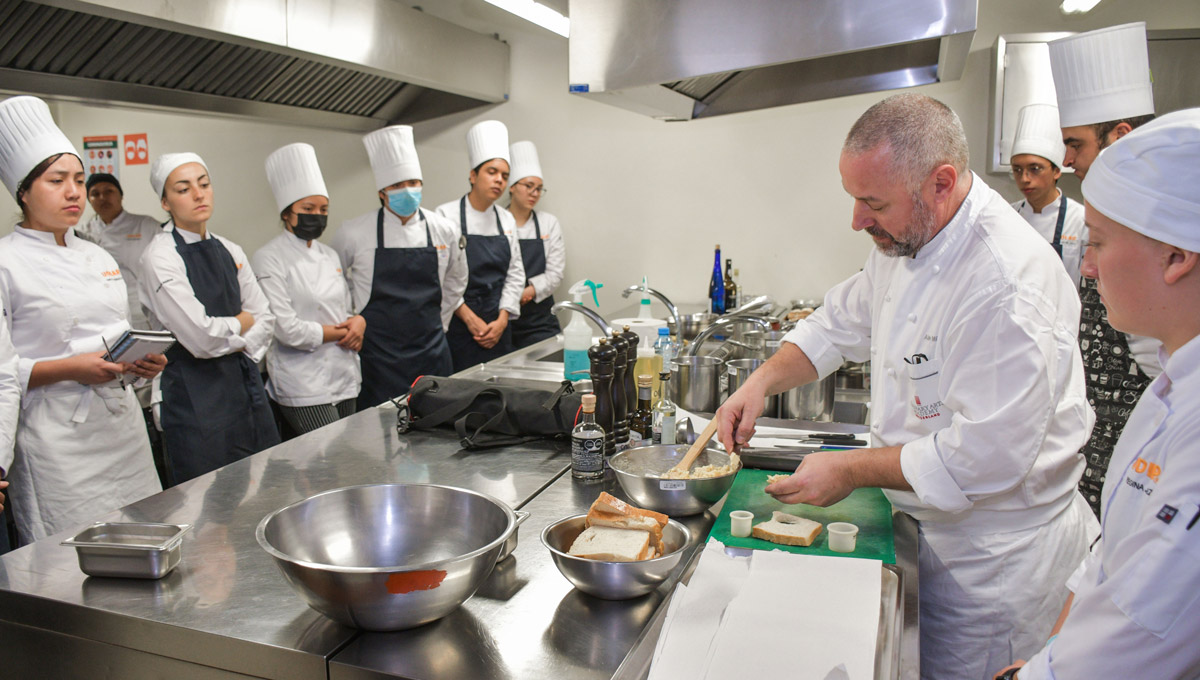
[629,374,654,448]
[653,371,677,445]
[572,393,605,480]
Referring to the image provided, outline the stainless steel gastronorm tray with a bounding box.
[877,565,904,680]
[62,522,191,579]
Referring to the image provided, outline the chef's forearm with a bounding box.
[842,446,912,491]
[749,342,821,396]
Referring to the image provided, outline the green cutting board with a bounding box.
[709,468,896,563]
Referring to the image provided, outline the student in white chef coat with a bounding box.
[252,143,363,434]
[139,153,280,484]
[993,109,1200,680]
[1008,104,1087,287]
[506,140,564,349]
[718,93,1098,680]
[332,125,466,409]
[435,120,525,371]
[1049,22,1162,516]
[0,96,162,543]
[79,173,163,329]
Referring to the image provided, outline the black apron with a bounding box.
[446,197,515,372]
[510,211,561,349]
[160,227,280,485]
[356,209,452,410]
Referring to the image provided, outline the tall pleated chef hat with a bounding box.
[0,95,80,199]
[1011,104,1067,167]
[466,120,510,170]
[509,140,543,185]
[1082,108,1200,253]
[363,125,422,191]
[265,142,328,213]
[1049,22,1154,128]
[150,152,207,198]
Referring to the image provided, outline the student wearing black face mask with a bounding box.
[251,143,363,434]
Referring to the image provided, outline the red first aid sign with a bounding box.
[124,133,149,165]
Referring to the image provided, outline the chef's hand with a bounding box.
[127,353,167,380]
[73,352,127,385]
[458,306,489,338]
[336,315,366,351]
[236,310,255,334]
[993,661,1025,679]
[475,312,509,349]
[0,479,8,513]
[520,284,536,305]
[765,450,854,507]
[716,383,766,452]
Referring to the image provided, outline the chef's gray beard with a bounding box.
[868,193,938,258]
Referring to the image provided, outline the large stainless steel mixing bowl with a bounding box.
[609,445,739,516]
[542,514,691,600]
[256,483,516,631]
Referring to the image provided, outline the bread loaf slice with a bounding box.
[568,526,652,562]
[590,492,669,526]
[751,512,823,547]
[587,512,664,553]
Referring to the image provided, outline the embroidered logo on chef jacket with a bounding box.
[125,233,142,240]
[906,354,945,420]
[1157,504,1179,524]
[1124,457,1162,496]
[101,269,122,281]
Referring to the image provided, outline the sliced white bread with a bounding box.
[590,492,669,526]
[588,511,664,554]
[568,525,652,562]
[765,474,789,486]
[751,511,823,547]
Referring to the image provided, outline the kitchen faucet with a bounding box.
[620,284,681,338]
[551,301,612,337]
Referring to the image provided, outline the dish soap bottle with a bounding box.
[562,279,602,382]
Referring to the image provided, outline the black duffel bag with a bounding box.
[396,376,584,449]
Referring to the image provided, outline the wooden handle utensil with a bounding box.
[668,418,719,475]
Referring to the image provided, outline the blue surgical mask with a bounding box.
[387,186,422,217]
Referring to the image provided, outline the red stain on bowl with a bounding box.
[385,570,447,594]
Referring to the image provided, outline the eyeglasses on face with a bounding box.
[514,182,546,195]
[1010,164,1048,178]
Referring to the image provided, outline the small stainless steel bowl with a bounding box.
[610,445,739,516]
[541,514,691,600]
[256,483,516,631]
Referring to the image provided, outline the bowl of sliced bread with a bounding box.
[542,492,692,600]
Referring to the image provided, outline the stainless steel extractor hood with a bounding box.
[0,0,510,131]
[568,0,977,121]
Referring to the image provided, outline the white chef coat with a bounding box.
[0,226,160,542]
[138,223,274,363]
[251,231,361,407]
[1021,338,1200,680]
[0,325,20,478]
[512,208,566,303]
[331,208,467,331]
[77,210,163,329]
[435,198,525,319]
[1011,192,1087,287]
[783,174,1098,679]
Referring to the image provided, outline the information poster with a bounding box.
[82,135,119,182]
[124,133,149,165]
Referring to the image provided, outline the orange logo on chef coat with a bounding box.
[1131,458,1162,483]
[101,269,122,280]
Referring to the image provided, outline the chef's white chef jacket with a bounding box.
[77,210,163,329]
[512,209,566,303]
[0,324,20,478]
[783,174,1097,679]
[1011,193,1087,287]
[251,231,361,408]
[138,223,274,362]
[331,208,467,331]
[1021,338,1200,680]
[0,226,160,541]
[435,198,525,319]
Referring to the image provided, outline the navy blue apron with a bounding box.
[510,211,561,349]
[1050,193,1067,257]
[160,227,280,485]
[446,197,515,372]
[356,208,452,410]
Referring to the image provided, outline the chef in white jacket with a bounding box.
[435,120,525,372]
[79,173,163,329]
[0,96,162,543]
[506,140,565,349]
[252,143,363,434]
[332,125,465,408]
[1008,104,1087,287]
[139,152,279,484]
[718,94,1098,680]
[995,109,1200,680]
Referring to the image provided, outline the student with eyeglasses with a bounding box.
[1008,104,1087,287]
[506,141,564,349]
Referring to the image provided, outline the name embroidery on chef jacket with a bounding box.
[1124,457,1163,497]
[101,269,123,281]
[125,233,142,240]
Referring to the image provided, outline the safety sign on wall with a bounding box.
[124,133,149,165]
[82,135,119,182]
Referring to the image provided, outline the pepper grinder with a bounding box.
[620,324,640,417]
[609,330,630,452]
[587,338,617,457]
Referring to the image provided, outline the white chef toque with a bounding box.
[151,152,207,198]
[1011,104,1067,167]
[0,96,81,199]
[1049,22,1155,128]
[508,140,543,185]
[363,125,422,191]
[265,143,328,213]
[1082,108,1200,253]
[466,120,510,170]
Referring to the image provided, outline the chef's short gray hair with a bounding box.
[844,93,969,192]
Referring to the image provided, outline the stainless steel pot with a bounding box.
[669,355,722,412]
[677,312,716,342]
[726,358,782,417]
[739,330,835,421]
[740,329,788,360]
